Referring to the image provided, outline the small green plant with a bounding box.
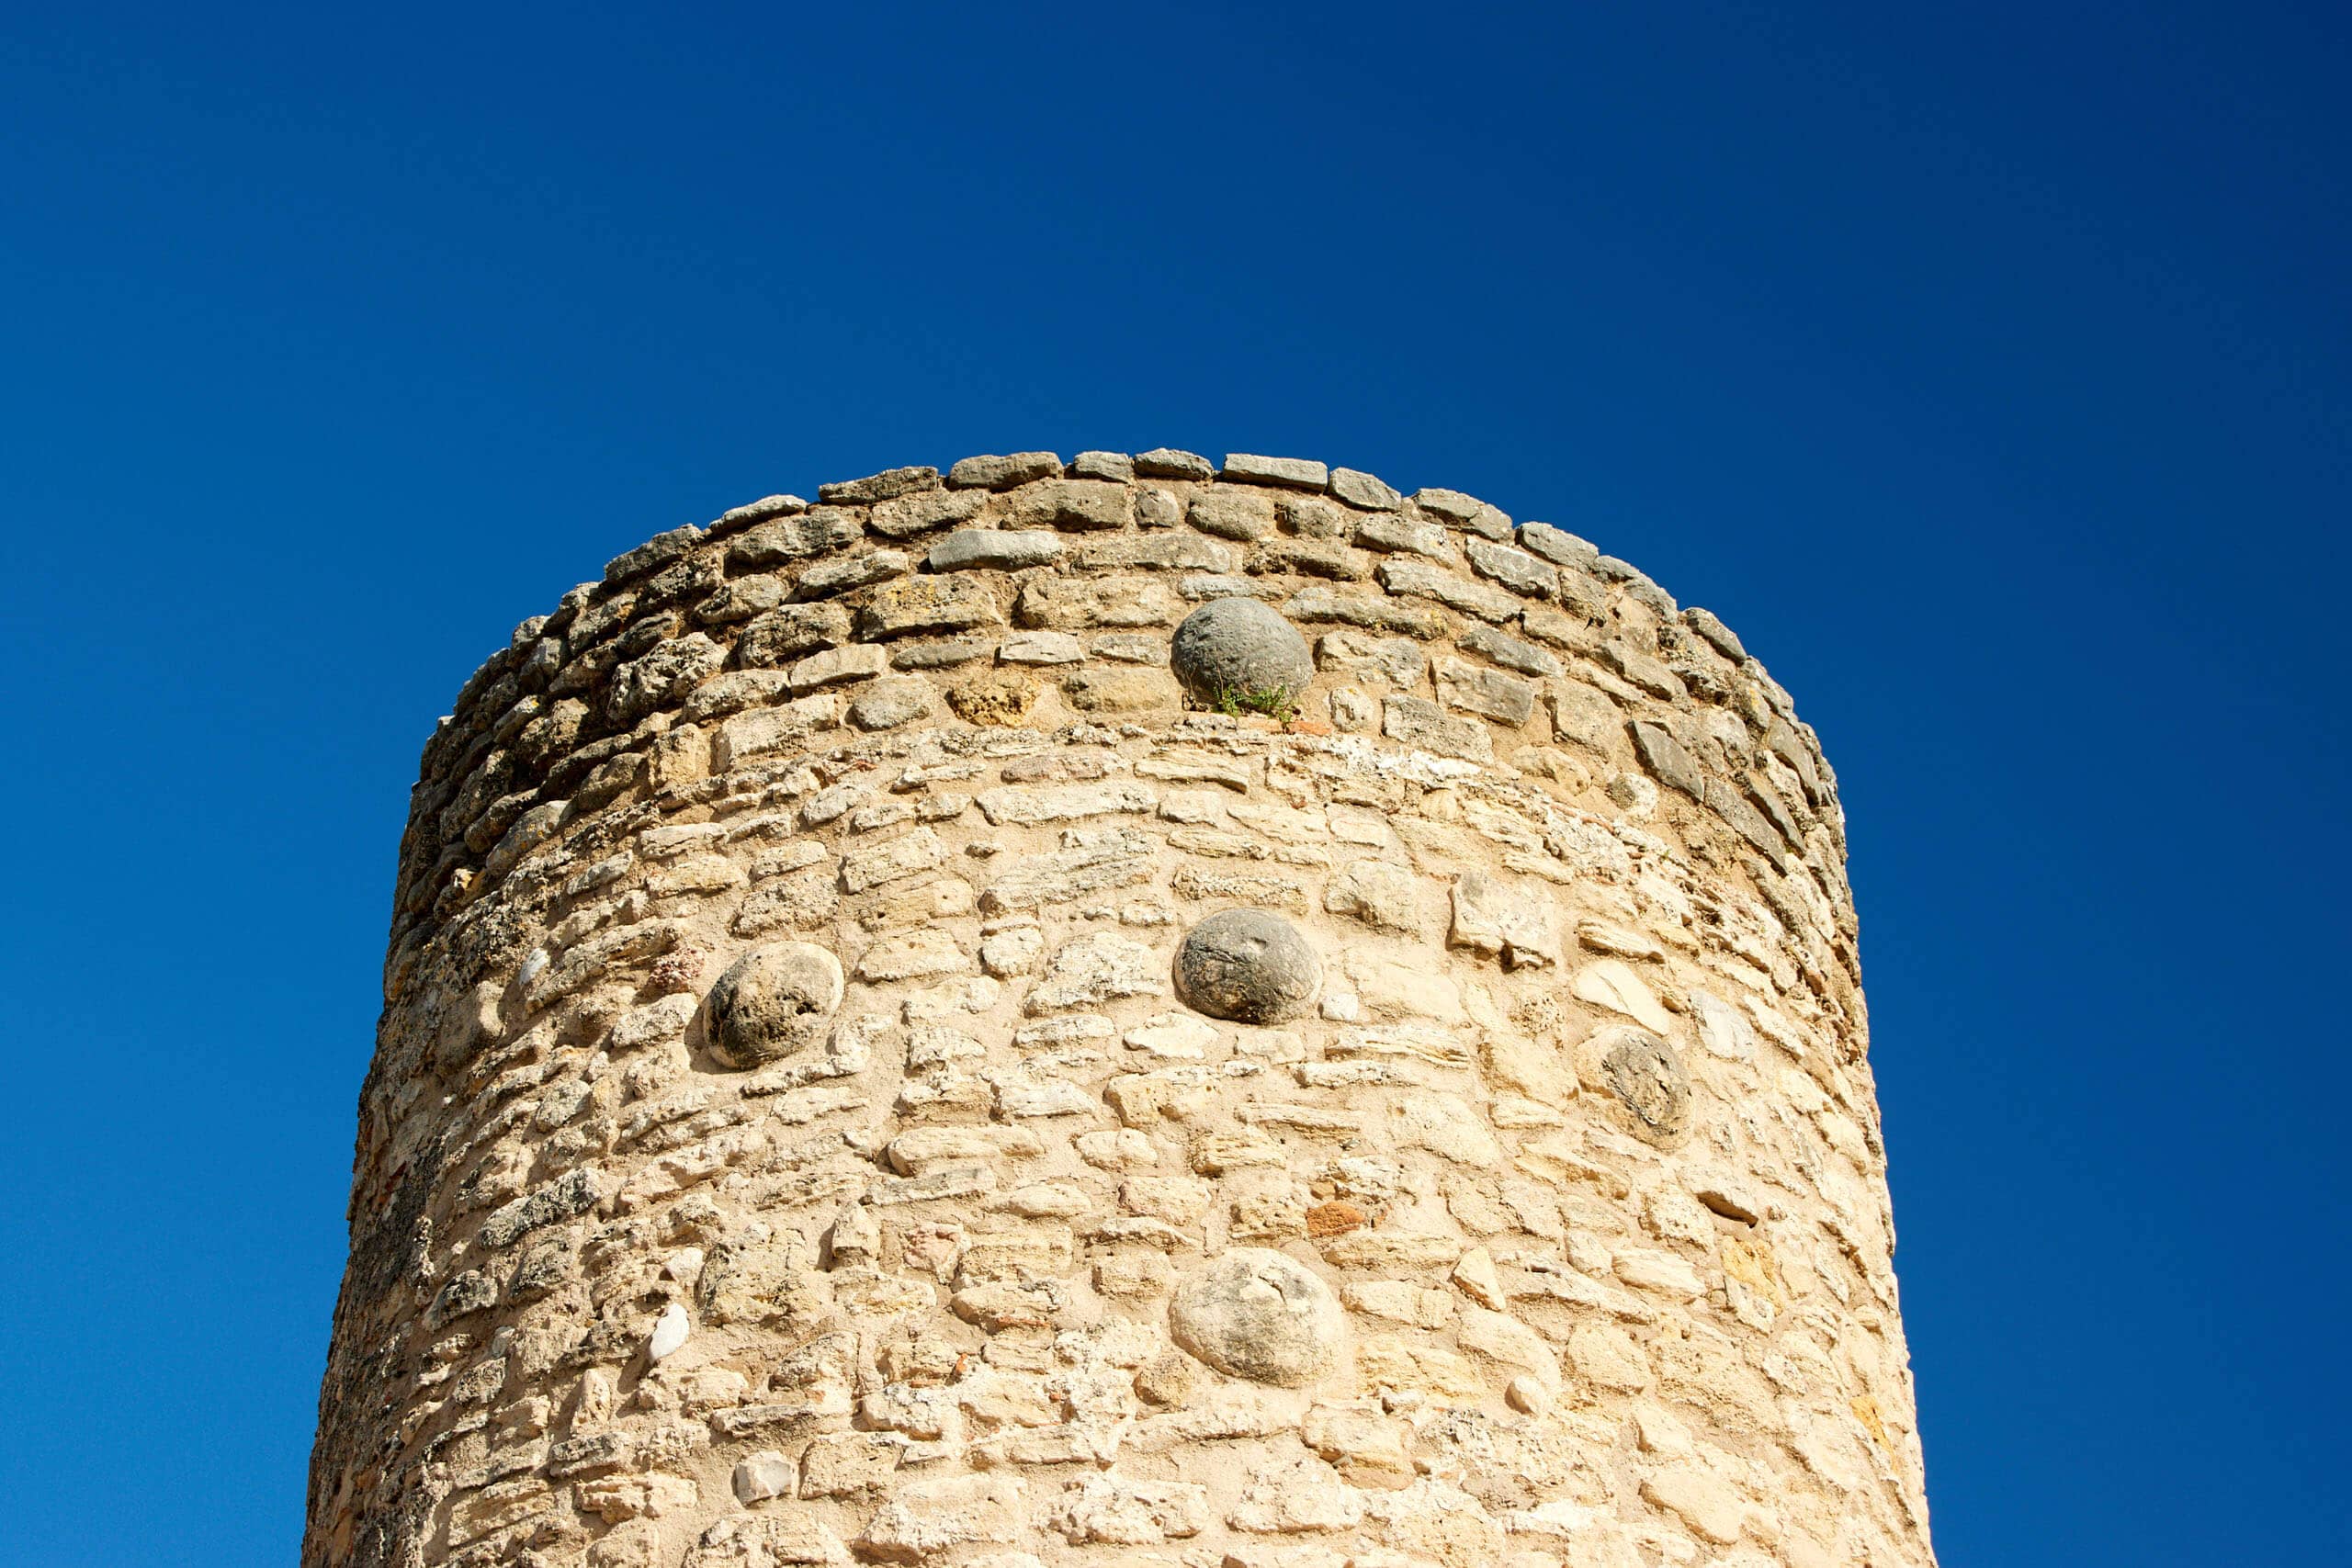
[1213,683,1296,724]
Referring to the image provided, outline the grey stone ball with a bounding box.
[1167,1247,1343,1385]
[1169,598,1313,707]
[1600,1026,1690,1145]
[704,942,844,1068]
[1174,908,1319,1023]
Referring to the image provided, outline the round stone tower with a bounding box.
[309,450,1934,1568]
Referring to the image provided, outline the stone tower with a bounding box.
[310,450,1934,1568]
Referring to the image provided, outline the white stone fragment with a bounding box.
[648,1303,690,1361]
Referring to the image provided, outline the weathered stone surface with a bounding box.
[1051,1473,1211,1544]
[606,633,726,724]
[1071,449,1134,481]
[714,695,836,767]
[1010,478,1130,531]
[1223,453,1329,490]
[1603,639,1686,701]
[1078,532,1236,572]
[1324,858,1430,935]
[859,574,1003,639]
[1187,487,1279,541]
[1516,521,1600,570]
[1169,598,1314,705]
[1597,1025,1690,1145]
[997,630,1083,665]
[322,451,1922,1568]
[1575,957,1675,1033]
[1013,574,1181,630]
[947,451,1061,490]
[981,828,1155,911]
[1061,666,1181,714]
[1447,869,1558,968]
[1434,655,1536,726]
[1641,1466,1744,1545]
[729,1450,793,1505]
[1382,694,1492,761]
[1377,557,1521,623]
[926,528,1064,572]
[736,602,851,665]
[868,485,986,539]
[820,465,937,504]
[1353,509,1452,559]
[1316,629,1428,689]
[1026,930,1167,1011]
[1449,624,1555,681]
[977,781,1155,825]
[1628,718,1704,797]
[710,492,803,531]
[1329,466,1402,510]
[705,942,844,1068]
[1174,908,1319,1022]
[730,508,863,566]
[1168,1247,1344,1385]
[605,525,704,583]
[693,574,786,626]
[838,828,944,893]
[944,671,1035,725]
[1464,536,1559,599]
[684,1514,845,1565]
[846,676,935,731]
[1134,446,1216,479]
[1547,680,1620,751]
[1684,604,1747,660]
[788,642,888,691]
[854,1473,1023,1561]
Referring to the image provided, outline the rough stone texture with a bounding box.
[1168,1247,1346,1385]
[1168,597,1315,706]
[704,942,845,1068]
[1597,1025,1692,1145]
[313,452,1929,1568]
[1173,908,1322,1023]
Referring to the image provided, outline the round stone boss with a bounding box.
[1168,597,1314,706]
[702,942,844,1068]
[1173,908,1320,1022]
[1167,1247,1344,1385]
[1599,1024,1692,1145]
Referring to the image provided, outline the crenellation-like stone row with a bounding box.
[399,456,1841,974]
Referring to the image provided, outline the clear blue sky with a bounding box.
[2,3,2345,1562]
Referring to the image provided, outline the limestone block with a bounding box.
[928,529,1064,572]
[854,1472,1024,1560]
[947,451,1061,490]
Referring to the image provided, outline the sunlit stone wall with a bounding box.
[308,449,1933,1568]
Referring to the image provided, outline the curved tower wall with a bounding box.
[309,449,1933,1568]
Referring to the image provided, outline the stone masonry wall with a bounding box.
[309,449,1933,1568]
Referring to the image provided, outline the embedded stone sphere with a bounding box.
[1169,597,1314,707]
[1167,1247,1344,1385]
[1173,908,1319,1022]
[703,942,843,1068]
[1599,1024,1692,1145]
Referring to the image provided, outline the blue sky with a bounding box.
[1,3,2346,1562]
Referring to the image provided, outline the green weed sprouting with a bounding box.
[1212,683,1296,724]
